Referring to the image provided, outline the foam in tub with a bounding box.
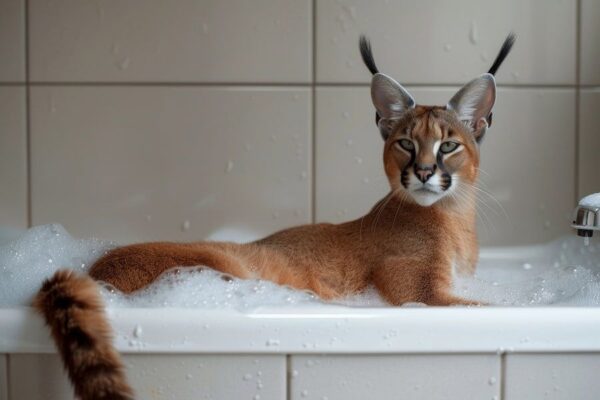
[0,224,599,309]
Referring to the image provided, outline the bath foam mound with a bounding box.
[0,224,599,309]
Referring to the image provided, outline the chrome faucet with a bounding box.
[572,193,600,237]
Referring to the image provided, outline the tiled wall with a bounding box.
[0,0,598,246]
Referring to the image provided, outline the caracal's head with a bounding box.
[374,73,493,207]
[360,35,515,208]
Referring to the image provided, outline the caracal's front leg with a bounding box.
[372,257,480,306]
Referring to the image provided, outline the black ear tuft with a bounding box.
[359,35,379,75]
[487,32,516,76]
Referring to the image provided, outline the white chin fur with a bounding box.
[410,190,443,206]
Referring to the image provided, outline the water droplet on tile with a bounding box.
[202,23,209,34]
[243,373,253,381]
[522,263,532,270]
[225,160,234,173]
[444,43,452,52]
[111,42,120,55]
[342,111,350,119]
[181,220,191,232]
[488,377,497,385]
[133,324,143,338]
[271,212,280,220]
[300,171,308,180]
[511,71,520,80]
[301,390,309,398]
[362,177,370,184]
[118,57,130,70]
[346,139,354,147]
[355,156,363,164]
[469,21,479,44]
[544,220,551,229]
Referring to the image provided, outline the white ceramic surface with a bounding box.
[30,86,311,243]
[29,0,311,83]
[505,354,600,400]
[579,89,600,199]
[581,0,600,85]
[0,0,24,82]
[9,353,285,400]
[316,0,576,84]
[290,354,500,400]
[0,87,27,229]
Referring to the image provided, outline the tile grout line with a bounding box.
[499,353,506,400]
[5,355,10,400]
[8,81,589,89]
[574,0,582,203]
[25,0,31,228]
[286,354,292,400]
[310,0,317,224]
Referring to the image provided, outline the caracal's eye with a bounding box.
[396,139,415,151]
[440,141,460,154]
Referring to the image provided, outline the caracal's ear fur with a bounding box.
[447,73,496,143]
[371,73,415,140]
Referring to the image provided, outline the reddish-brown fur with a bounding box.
[33,270,134,400]
[34,33,515,399]
[35,104,483,400]
[90,105,481,306]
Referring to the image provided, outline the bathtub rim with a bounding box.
[1,306,600,355]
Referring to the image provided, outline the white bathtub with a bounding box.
[1,244,600,400]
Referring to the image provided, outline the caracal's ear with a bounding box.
[447,73,496,143]
[371,73,415,140]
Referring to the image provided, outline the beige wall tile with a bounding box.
[505,354,600,400]
[0,87,27,229]
[9,354,285,399]
[579,89,600,198]
[316,87,575,246]
[290,354,500,400]
[316,0,576,84]
[581,0,600,85]
[29,0,311,83]
[30,86,311,243]
[0,0,25,82]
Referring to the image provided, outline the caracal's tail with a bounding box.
[33,269,134,400]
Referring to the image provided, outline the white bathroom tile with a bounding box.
[9,353,285,400]
[581,0,600,85]
[29,0,311,83]
[290,354,500,400]
[30,86,311,243]
[0,355,7,400]
[505,353,600,400]
[316,0,576,85]
[316,87,575,246]
[579,89,600,199]
[0,87,27,229]
[0,0,25,82]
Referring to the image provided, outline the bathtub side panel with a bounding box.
[9,353,286,400]
[504,353,600,400]
[290,354,500,400]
